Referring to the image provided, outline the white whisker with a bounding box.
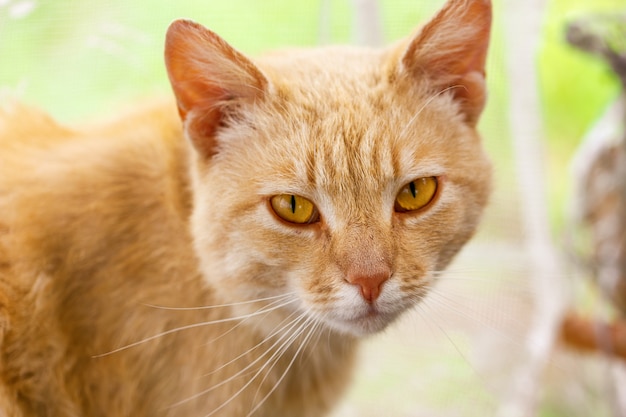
[250,315,317,402]
[414,302,492,388]
[168,312,310,410]
[202,295,300,347]
[246,318,321,417]
[298,315,327,365]
[143,292,297,311]
[201,316,316,417]
[414,302,472,362]
[423,290,527,344]
[93,296,299,358]
[398,85,464,140]
[201,309,303,378]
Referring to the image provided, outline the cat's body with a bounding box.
[0,1,492,416]
[0,100,353,416]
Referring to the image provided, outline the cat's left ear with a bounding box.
[165,20,269,157]
[397,0,491,126]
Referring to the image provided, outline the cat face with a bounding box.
[166,0,492,337]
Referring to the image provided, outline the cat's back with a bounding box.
[0,98,185,188]
[0,97,190,325]
[0,96,188,271]
[0,98,188,265]
[0,99,206,416]
[0,101,105,284]
[0,96,189,292]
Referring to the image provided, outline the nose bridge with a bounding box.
[336,222,393,303]
[345,223,390,266]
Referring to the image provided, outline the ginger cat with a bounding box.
[0,0,492,416]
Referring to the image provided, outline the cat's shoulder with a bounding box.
[0,97,189,275]
[0,97,182,155]
[0,97,184,190]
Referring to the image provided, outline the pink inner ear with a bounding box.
[454,72,487,125]
[412,0,491,77]
[400,0,492,125]
[165,21,226,120]
[164,19,268,157]
[165,25,226,157]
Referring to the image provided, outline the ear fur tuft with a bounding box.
[164,19,268,157]
[399,0,492,125]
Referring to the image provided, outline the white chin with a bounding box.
[323,312,396,337]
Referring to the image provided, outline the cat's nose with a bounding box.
[346,267,391,303]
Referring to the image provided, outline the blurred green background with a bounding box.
[0,0,622,232]
[1,0,624,416]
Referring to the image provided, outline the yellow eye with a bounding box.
[395,177,438,212]
[270,194,319,224]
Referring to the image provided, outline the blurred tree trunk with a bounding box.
[497,0,569,416]
[351,0,382,46]
[319,0,382,47]
[319,0,332,45]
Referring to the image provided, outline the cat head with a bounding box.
[165,0,492,336]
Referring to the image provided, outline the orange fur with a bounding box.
[0,1,492,415]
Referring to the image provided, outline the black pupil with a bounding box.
[290,195,296,213]
[409,181,417,198]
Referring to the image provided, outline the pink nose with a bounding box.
[346,268,391,303]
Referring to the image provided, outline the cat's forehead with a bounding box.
[258,45,384,85]
[222,46,471,206]
[248,86,454,199]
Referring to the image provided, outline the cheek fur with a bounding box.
[196,196,327,297]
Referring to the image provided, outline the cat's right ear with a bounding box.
[165,20,269,157]
[395,0,491,126]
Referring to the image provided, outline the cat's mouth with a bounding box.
[364,305,380,318]
[325,304,399,337]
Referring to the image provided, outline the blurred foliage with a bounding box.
[0,0,626,218]
[541,0,623,146]
[0,0,623,226]
[539,0,624,231]
[2,0,621,131]
[0,0,323,121]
